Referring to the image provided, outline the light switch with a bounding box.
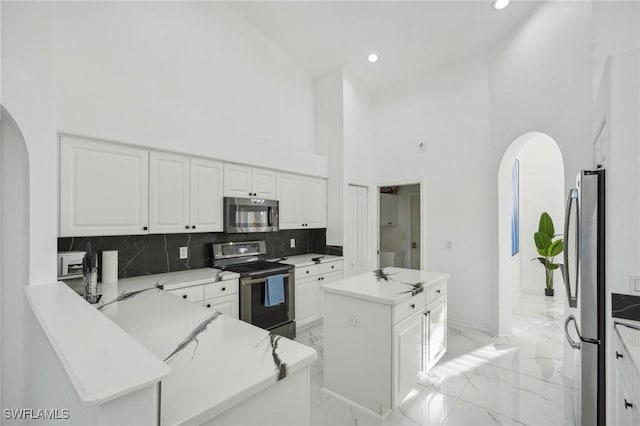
[630,275,640,293]
[179,247,188,259]
[446,241,453,250]
[290,239,296,248]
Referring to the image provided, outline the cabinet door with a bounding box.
[224,163,253,197]
[204,294,239,319]
[296,276,320,329]
[59,136,149,237]
[304,177,327,228]
[425,298,447,370]
[190,158,223,232]
[393,311,424,402]
[319,270,343,318]
[277,172,305,229]
[149,152,190,233]
[252,167,277,199]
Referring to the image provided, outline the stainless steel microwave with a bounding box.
[224,197,279,233]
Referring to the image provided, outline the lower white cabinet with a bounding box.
[615,323,640,426]
[166,279,239,319]
[293,260,343,331]
[425,297,447,370]
[393,310,424,401]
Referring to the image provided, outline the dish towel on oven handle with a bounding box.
[264,274,285,307]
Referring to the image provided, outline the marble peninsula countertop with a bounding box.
[273,253,343,267]
[322,267,450,305]
[101,289,317,425]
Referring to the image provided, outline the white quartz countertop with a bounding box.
[101,289,317,426]
[23,282,170,405]
[274,253,343,267]
[322,267,450,305]
[615,321,640,374]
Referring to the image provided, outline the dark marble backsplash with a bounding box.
[612,293,640,322]
[58,229,342,280]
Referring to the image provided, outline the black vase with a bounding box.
[545,288,554,297]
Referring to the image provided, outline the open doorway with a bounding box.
[497,132,564,336]
[378,184,420,270]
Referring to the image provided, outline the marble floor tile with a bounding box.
[299,291,574,425]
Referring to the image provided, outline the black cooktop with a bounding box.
[222,261,292,278]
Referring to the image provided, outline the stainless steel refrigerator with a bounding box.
[563,168,606,426]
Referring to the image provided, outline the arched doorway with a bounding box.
[497,132,564,336]
[1,106,31,410]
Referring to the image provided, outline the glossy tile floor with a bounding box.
[295,293,576,426]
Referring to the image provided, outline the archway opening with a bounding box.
[498,132,565,336]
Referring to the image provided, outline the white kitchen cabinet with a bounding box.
[204,294,239,319]
[190,158,223,232]
[614,323,640,426]
[380,193,399,226]
[393,310,425,402]
[150,154,223,234]
[425,297,447,370]
[149,152,191,233]
[224,164,276,199]
[59,135,149,237]
[277,172,327,229]
[291,259,343,331]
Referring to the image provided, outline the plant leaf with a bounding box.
[548,239,564,257]
[538,212,555,237]
[532,257,547,266]
[534,232,552,251]
[547,263,560,270]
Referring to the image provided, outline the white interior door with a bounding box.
[410,193,421,269]
[346,185,369,277]
[190,158,223,232]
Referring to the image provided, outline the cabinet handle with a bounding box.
[388,222,392,225]
[331,265,334,269]
[222,287,226,291]
[616,351,623,359]
[182,295,187,299]
[321,277,324,281]
[436,289,441,294]
[306,271,309,274]
[185,225,190,229]
[143,226,148,231]
[410,304,415,309]
[625,399,633,409]
[192,225,196,229]
[206,303,211,308]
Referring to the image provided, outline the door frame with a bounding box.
[376,179,424,270]
[408,191,421,269]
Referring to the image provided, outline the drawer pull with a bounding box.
[306,271,309,274]
[616,351,623,359]
[410,304,415,309]
[222,287,226,291]
[436,289,441,294]
[182,294,187,299]
[206,304,211,308]
[331,265,335,269]
[625,399,633,409]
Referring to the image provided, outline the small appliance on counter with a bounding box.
[82,244,100,304]
[212,240,295,338]
[57,251,87,280]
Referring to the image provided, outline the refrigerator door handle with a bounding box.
[563,188,579,308]
[565,315,581,349]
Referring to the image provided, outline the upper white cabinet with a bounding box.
[149,152,191,233]
[224,164,276,199]
[150,153,224,234]
[380,193,398,226]
[190,158,224,233]
[59,136,149,237]
[277,173,327,229]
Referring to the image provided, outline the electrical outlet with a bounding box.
[290,238,296,248]
[179,247,188,259]
[630,275,640,294]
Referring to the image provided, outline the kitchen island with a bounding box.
[321,267,449,417]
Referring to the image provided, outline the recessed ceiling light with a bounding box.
[491,0,510,10]
[368,53,379,63]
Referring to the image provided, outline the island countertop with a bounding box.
[321,267,450,305]
[100,289,317,426]
[271,253,343,267]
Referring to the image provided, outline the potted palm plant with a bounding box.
[532,212,564,296]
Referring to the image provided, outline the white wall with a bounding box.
[55,1,326,177]
[0,110,30,414]
[371,59,494,331]
[517,137,564,294]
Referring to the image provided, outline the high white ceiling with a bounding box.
[228,1,538,90]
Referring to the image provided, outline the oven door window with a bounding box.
[248,279,291,330]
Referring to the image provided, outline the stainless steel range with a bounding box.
[212,241,295,338]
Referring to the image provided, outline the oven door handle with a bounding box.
[242,273,291,285]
